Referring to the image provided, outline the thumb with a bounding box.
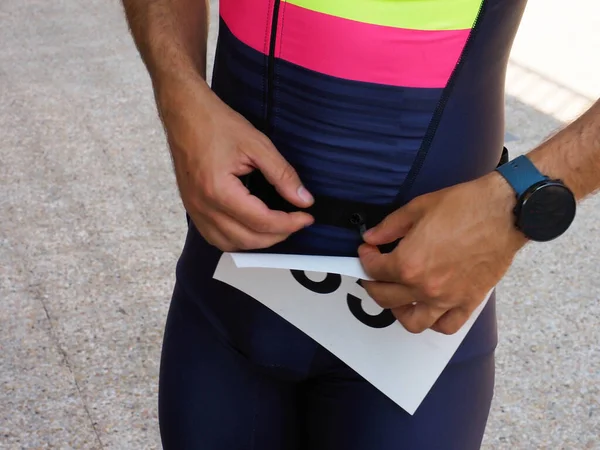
[251,141,314,208]
[363,202,418,245]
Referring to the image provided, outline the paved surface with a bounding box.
[1,0,599,448]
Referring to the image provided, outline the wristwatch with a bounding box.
[495,155,576,242]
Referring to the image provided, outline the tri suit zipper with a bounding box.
[350,213,367,238]
[260,0,374,244]
[262,1,370,240]
[246,0,282,190]
[265,0,282,136]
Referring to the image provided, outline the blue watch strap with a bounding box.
[496,155,548,198]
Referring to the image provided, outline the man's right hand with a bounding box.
[156,77,314,252]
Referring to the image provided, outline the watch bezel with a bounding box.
[514,179,576,242]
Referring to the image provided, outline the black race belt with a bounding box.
[243,147,509,237]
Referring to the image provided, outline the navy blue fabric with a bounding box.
[271,58,442,203]
[176,223,497,374]
[162,0,528,447]
[199,9,507,360]
[159,280,495,450]
[214,19,443,205]
[211,24,267,131]
[397,0,529,201]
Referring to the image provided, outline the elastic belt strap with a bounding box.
[245,147,509,235]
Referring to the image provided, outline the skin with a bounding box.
[359,100,600,335]
[122,0,600,335]
[122,0,314,253]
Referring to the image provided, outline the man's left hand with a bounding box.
[358,172,528,335]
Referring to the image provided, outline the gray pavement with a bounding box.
[1,0,599,449]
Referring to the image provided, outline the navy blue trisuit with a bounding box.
[158,0,529,448]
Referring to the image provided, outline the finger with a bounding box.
[246,140,314,209]
[392,303,446,334]
[430,308,471,335]
[192,215,240,252]
[362,201,419,245]
[215,174,314,234]
[209,210,291,250]
[358,244,401,283]
[361,280,416,309]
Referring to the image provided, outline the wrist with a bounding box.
[482,171,530,250]
[153,73,217,133]
[493,154,576,242]
[154,68,208,107]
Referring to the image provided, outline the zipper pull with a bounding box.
[349,213,367,239]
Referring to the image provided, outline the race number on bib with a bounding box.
[213,252,492,415]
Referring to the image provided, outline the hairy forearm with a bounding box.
[528,99,600,200]
[121,0,209,90]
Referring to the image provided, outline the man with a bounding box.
[122,0,600,448]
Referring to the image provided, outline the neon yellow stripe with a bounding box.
[285,0,483,30]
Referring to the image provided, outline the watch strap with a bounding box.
[496,155,548,197]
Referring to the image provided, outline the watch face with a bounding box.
[518,181,577,241]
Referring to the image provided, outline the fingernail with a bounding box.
[362,228,373,240]
[297,185,314,204]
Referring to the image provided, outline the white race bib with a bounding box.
[213,252,492,415]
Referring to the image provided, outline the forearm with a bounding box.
[121,0,209,91]
[528,99,600,200]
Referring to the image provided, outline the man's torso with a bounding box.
[213,0,528,245]
[177,0,530,364]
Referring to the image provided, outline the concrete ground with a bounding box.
[1,0,598,448]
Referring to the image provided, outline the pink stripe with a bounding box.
[220,0,273,56]
[220,0,471,88]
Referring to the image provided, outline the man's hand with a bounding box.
[122,0,313,251]
[158,78,314,251]
[358,172,528,335]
